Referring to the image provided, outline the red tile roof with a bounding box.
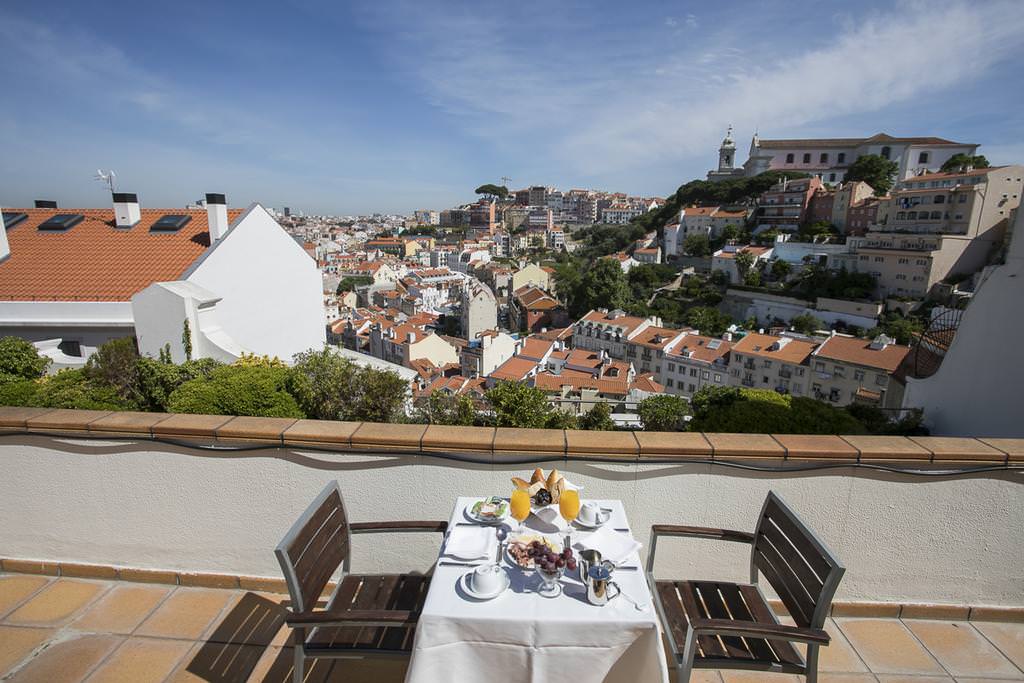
[814,334,910,372]
[0,207,243,301]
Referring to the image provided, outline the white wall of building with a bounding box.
[0,434,1020,607]
[184,204,326,362]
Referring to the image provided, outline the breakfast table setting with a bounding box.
[404,469,670,683]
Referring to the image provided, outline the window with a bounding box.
[763,360,773,368]
[815,362,825,372]
[880,146,891,160]
[859,255,869,261]
[907,211,917,219]
[916,258,928,265]
[763,376,769,384]
[930,211,942,219]
[918,151,929,164]
[701,371,709,379]
[667,379,674,388]
[876,375,888,387]
[820,153,828,163]
[714,373,722,383]
[959,194,967,203]
[792,383,802,394]
[690,368,697,377]
[896,274,907,280]
[854,369,865,381]
[828,173,836,182]
[667,362,675,372]
[896,211,906,219]
[954,214,964,220]
[785,153,794,163]
[833,366,844,378]
[898,257,909,264]
[837,152,846,163]
[796,367,805,376]
[802,153,811,163]
[874,256,884,262]
[688,384,696,393]
[934,195,945,204]
[655,366,661,374]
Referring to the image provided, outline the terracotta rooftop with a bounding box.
[758,133,964,148]
[814,334,911,373]
[732,333,818,364]
[0,207,242,301]
[668,334,734,363]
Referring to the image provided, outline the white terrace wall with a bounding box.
[1,434,1021,609]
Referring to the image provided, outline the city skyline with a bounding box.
[1,0,1023,215]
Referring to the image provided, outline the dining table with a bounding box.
[404,495,670,683]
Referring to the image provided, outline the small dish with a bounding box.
[464,497,509,525]
[574,508,611,529]
[460,569,510,600]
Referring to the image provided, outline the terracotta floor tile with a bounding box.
[790,618,870,673]
[720,672,799,682]
[0,625,54,674]
[875,677,952,683]
[6,579,106,626]
[816,675,877,683]
[904,620,1021,678]
[72,584,172,634]
[6,633,123,683]
[684,672,722,683]
[837,618,945,675]
[0,575,50,618]
[972,621,1024,672]
[135,588,236,640]
[85,637,193,683]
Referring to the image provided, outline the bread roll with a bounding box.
[511,477,531,490]
[546,468,560,492]
[530,468,545,484]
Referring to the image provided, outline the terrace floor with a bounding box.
[1,574,1022,683]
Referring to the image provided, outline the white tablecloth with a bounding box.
[405,497,669,683]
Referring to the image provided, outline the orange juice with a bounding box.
[559,488,580,525]
[510,489,531,525]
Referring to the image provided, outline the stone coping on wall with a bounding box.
[2,557,1022,623]
[0,406,1020,465]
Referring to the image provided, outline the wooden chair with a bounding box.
[647,491,845,683]
[275,481,447,683]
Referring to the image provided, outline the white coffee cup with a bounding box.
[472,564,503,593]
[578,502,601,526]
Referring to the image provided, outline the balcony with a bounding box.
[0,408,1022,682]
[779,367,793,379]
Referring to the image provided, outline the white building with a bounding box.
[0,194,325,366]
[459,279,497,341]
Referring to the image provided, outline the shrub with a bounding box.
[289,348,409,423]
[31,369,131,411]
[637,394,689,431]
[689,386,866,434]
[135,357,222,412]
[416,391,477,426]
[84,337,141,406]
[580,402,615,431]
[0,336,50,380]
[0,379,40,406]
[485,381,556,429]
[168,365,303,418]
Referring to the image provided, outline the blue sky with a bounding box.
[1,0,1022,215]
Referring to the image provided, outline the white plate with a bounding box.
[463,498,510,525]
[460,569,510,600]
[505,534,562,570]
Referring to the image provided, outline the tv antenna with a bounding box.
[94,169,117,193]
[500,175,512,187]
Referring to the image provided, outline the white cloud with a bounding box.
[665,17,678,28]
[363,0,1024,178]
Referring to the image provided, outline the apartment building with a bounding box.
[831,181,876,231]
[851,165,1024,298]
[573,309,660,360]
[633,246,661,264]
[601,203,644,224]
[459,279,497,340]
[755,176,824,231]
[728,333,818,396]
[624,325,688,377]
[0,195,325,366]
[711,245,773,284]
[662,334,734,399]
[509,285,567,334]
[367,322,458,369]
[809,333,910,410]
[459,329,519,378]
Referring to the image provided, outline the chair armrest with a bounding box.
[651,525,754,544]
[286,609,418,628]
[349,521,448,534]
[690,618,830,645]
[646,524,754,573]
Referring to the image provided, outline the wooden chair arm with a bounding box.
[349,521,448,534]
[690,618,830,645]
[286,609,418,628]
[650,525,754,544]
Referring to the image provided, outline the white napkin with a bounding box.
[443,525,496,561]
[577,525,642,566]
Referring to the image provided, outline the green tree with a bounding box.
[580,401,615,430]
[684,306,733,337]
[790,313,823,335]
[485,380,555,428]
[637,394,689,431]
[350,367,411,423]
[575,258,631,316]
[182,319,193,362]
[32,369,131,411]
[844,154,899,195]
[416,391,477,426]
[0,336,50,382]
[288,348,409,423]
[336,275,374,294]
[733,250,755,281]
[771,259,792,281]
[869,313,924,346]
[135,357,222,412]
[743,270,761,287]
[168,365,304,418]
[84,337,142,406]
[683,233,711,257]
[474,184,509,199]
[689,386,866,434]
[939,154,989,173]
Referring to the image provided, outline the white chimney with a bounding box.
[0,207,10,260]
[205,193,229,241]
[112,192,141,228]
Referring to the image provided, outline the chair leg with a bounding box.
[293,645,305,683]
[677,629,697,683]
[805,643,819,683]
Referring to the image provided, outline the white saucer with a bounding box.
[463,499,510,526]
[460,569,510,600]
[574,510,612,529]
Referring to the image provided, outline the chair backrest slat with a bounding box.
[751,492,844,629]
[275,483,351,612]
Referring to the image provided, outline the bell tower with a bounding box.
[718,125,736,172]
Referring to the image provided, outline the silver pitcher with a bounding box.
[585,563,621,606]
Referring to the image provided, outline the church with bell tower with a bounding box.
[706,125,750,182]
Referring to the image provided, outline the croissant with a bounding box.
[545,468,560,492]
[530,468,545,484]
[511,477,531,490]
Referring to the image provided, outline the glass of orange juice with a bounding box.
[510,489,531,534]
[559,488,580,543]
